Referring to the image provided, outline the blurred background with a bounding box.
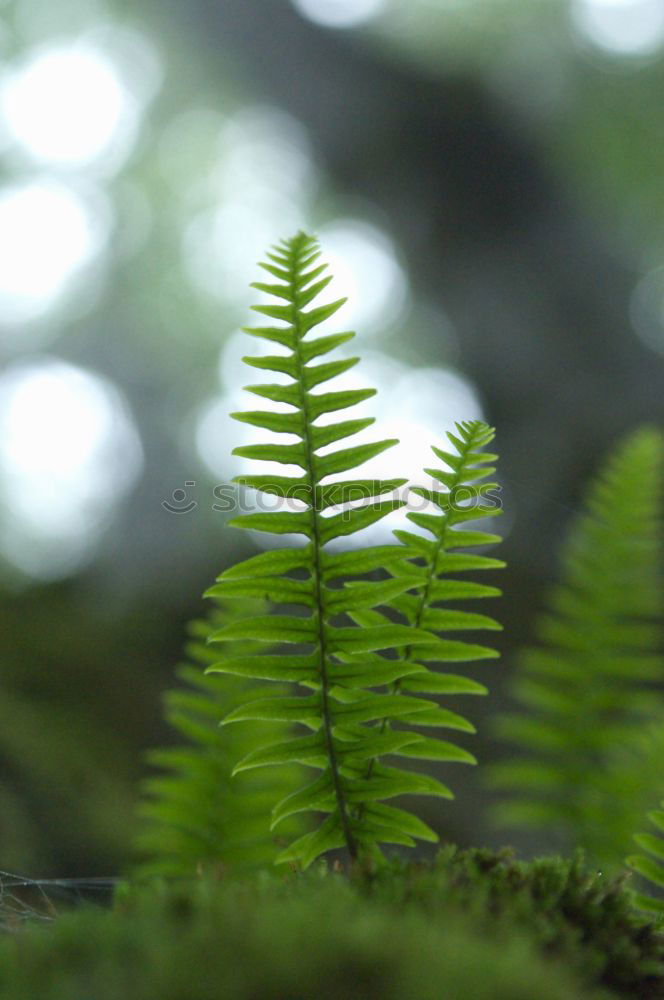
[0,0,663,876]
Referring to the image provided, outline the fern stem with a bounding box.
[289,239,358,861]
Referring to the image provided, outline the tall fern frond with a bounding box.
[491,426,664,868]
[347,421,504,790]
[628,801,664,919]
[135,600,303,877]
[207,232,460,868]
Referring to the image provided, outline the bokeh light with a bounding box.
[355,361,485,483]
[0,359,143,579]
[571,0,664,57]
[183,105,315,306]
[220,106,315,206]
[291,0,386,29]
[185,201,306,308]
[196,394,257,482]
[316,219,408,335]
[191,214,407,334]
[0,180,104,324]
[1,43,130,167]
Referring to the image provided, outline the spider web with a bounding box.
[0,870,121,930]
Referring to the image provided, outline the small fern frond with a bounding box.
[135,601,303,877]
[491,426,664,868]
[628,804,664,919]
[347,421,504,799]
[208,232,456,868]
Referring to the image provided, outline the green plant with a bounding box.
[135,600,303,877]
[10,232,664,999]
[491,426,664,870]
[205,231,503,869]
[347,419,504,770]
[627,802,664,919]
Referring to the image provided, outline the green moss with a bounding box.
[0,850,661,999]
[369,848,664,997]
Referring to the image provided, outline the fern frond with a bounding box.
[491,426,664,869]
[135,601,303,877]
[208,232,455,867]
[628,802,664,919]
[347,421,504,808]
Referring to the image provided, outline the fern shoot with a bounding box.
[135,600,303,877]
[348,421,504,783]
[491,426,664,869]
[206,232,503,869]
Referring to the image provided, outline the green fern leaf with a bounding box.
[345,421,504,823]
[134,601,304,877]
[491,426,664,870]
[208,232,488,868]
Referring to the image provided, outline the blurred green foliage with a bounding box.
[1,849,662,999]
[628,802,664,919]
[491,427,664,870]
[135,600,304,877]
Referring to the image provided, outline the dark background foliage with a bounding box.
[0,0,662,875]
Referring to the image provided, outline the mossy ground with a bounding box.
[0,849,661,1000]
